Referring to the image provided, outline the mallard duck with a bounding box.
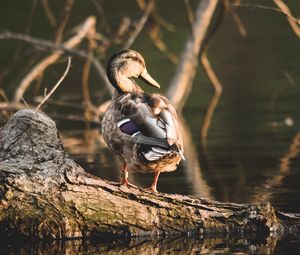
[102,49,184,192]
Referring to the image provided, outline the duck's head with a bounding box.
[107,49,160,94]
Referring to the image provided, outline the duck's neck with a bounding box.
[107,67,144,94]
[111,71,144,95]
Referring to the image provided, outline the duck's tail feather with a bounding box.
[138,142,183,163]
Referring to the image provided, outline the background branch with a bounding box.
[0,30,112,99]
[224,0,247,37]
[232,3,300,25]
[166,0,219,111]
[54,0,74,43]
[123,0,154,49]
[12,17,96,103]
[273,0,300,37]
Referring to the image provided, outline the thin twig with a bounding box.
[32,73,44,99]
[90,0,110,32]
[149,24,178,64]
[137,0,174,32]
[21,97,30,109]
[224,0,247,37]
[116,17,131,38]
[153,14,175,32]
[232,3,300,25]
[0,89,9,102]
[41,0,57,27]
[123,0,154,49]
[35,57,71,111]
[55,0,75,43]
[25,0,38,35]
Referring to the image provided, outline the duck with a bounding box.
[102,49,184,192]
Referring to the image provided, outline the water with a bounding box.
[1,236,299,254]
[0,0,300,253]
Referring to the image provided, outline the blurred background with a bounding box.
[0,0,299,213]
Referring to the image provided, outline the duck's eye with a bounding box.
[129,56,143,66]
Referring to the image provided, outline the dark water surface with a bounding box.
[1,235,300,255]
[1,0,300,254]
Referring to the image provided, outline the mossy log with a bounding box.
[0,109,299,240]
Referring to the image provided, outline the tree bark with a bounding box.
[0,109,299,240]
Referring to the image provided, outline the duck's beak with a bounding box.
[140,69,160,88]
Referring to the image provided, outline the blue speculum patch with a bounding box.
[119,120,139,136]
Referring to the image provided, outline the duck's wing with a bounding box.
[117,93,184,161]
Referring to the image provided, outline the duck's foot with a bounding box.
[145,185,158,193]
[145,171,160,193]
[119,161,137,188]
[120,178,138,188]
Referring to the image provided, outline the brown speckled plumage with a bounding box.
[102,50,184,192]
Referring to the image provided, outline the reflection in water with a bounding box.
[251,131,300,203]
[200,49,223,141]
[1,235,300,255]
[179,115,213,199]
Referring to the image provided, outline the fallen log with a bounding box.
[0,109,299,240]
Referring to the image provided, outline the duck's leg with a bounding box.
[147,171,161,193]
[121,161,129,185]
[120,161,137,188]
